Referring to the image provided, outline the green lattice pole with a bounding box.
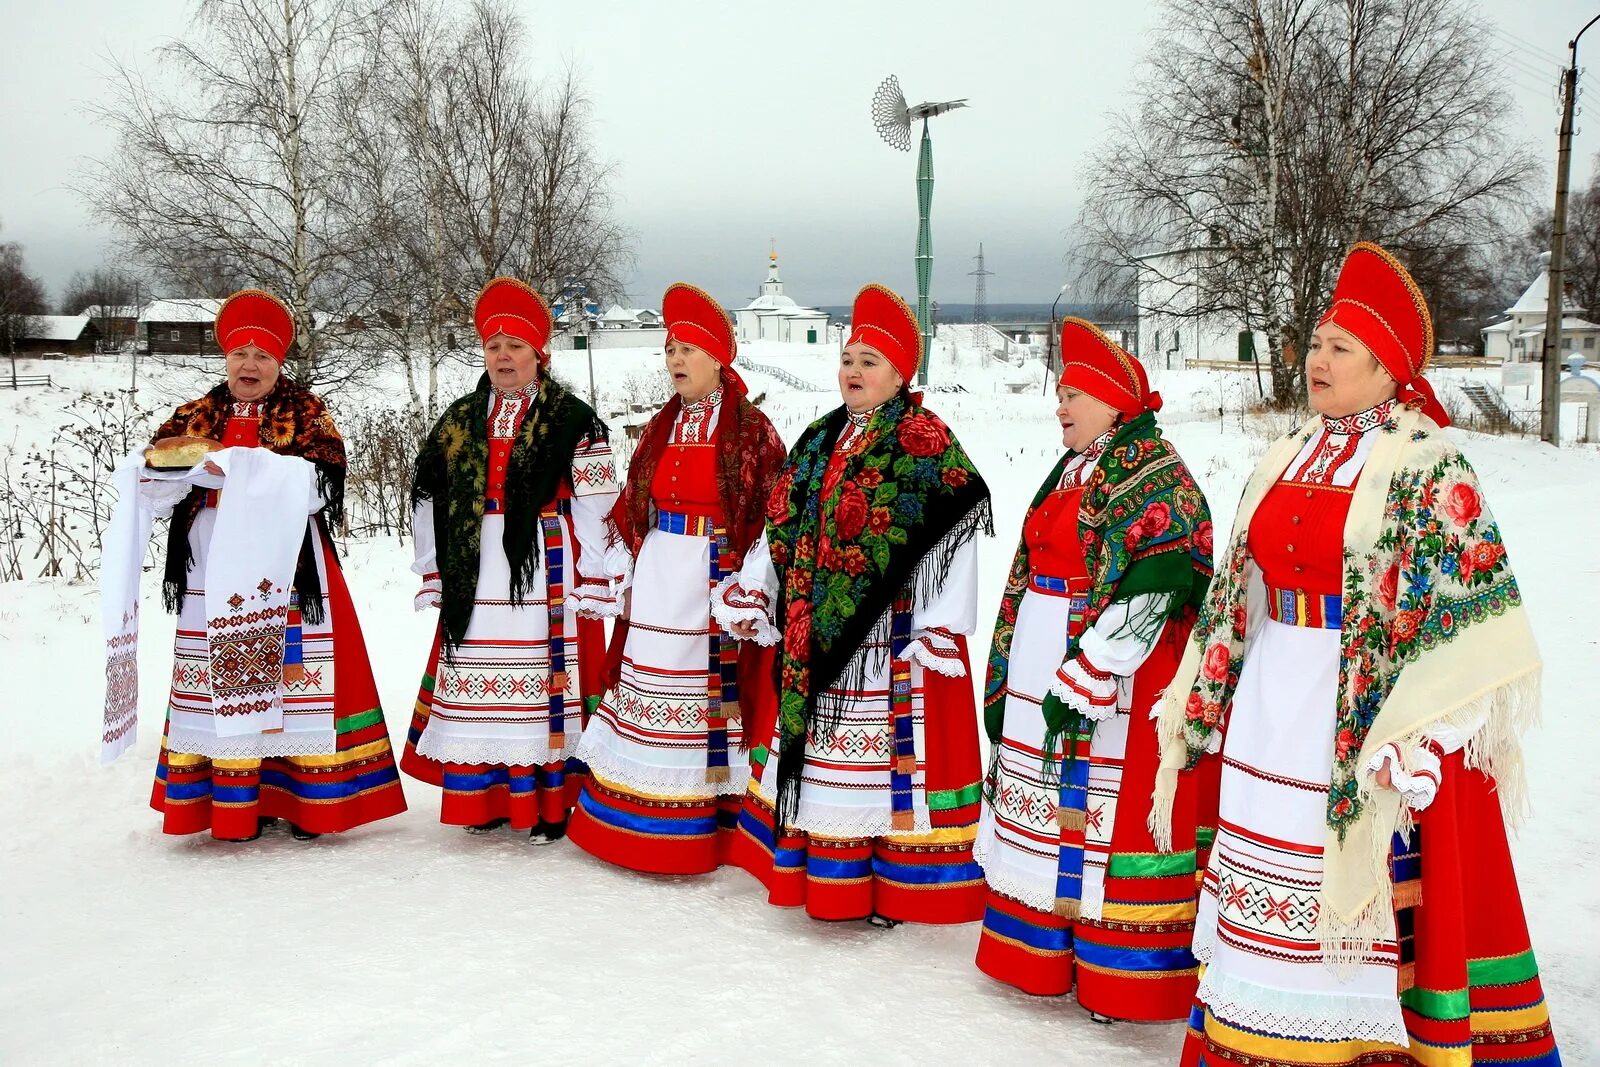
[914,121,934,385]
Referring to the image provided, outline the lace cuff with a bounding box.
[1050,652,1119,722]
[711,574,779,646]
[571,575,623,618]
[903,627,966,678]
[414,573,442,612]
[1367,741,1442,812]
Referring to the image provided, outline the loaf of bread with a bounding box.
[144,435,222,470]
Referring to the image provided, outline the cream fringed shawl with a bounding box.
[1151,406,1541,963]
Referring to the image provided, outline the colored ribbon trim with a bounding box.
[1265,584,1343,628]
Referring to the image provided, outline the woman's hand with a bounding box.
[203,459,224,476]
[730,619,759,640]
[1374,763,1394,791]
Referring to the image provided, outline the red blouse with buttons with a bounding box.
[1024,487,1091,583]
[484,388,533,512]
[220,401,263,448]
[650,392,724,521]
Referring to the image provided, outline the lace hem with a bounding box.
[786,799,932,839]
[166,726,336,760]
[976,857,1059,914]
[576,738,750,797]
[1196,966,1408,1045]
[903,635,967,678]
[711,575,779,646]
[413,731,576,767]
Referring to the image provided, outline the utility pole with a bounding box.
[1541,14,1600,445]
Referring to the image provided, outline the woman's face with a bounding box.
[664,339,722,402]
[483,333,540,391]
[1305,321,1397,417]
[1055,383,1119,452]
[225,344,281,401]
[838,343,904,413]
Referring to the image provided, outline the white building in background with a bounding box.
[1134,248,1267,369]
[1481,254,1600,363]
[735,248,829,344]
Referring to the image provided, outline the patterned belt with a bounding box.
[1266,586,1342,629]
[484,496,503,513]
[655,509,723,537]
[1029,573,1088,604]
[202,488,222,509]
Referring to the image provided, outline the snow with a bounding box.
[21,314,90,342]
[2,343,1597,1065]
[139,298,224,324]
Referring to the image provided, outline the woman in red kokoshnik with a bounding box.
[568,283,787,875]
[717,283,992,927]
[145,290,406,841]
[403,277,620,843]
[1154,243,1561,1064]
[973,318,1215,1022]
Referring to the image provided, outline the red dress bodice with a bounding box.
[1248,478,1356,596]
[650,441,724,521]
[1024,487,1091,583]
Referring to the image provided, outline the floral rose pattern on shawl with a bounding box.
[1175,421,1524,839]
[766,390,992,828]
[983,411,1212,756]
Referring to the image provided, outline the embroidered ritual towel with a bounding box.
[203,447,316,738]
[100,452,200,763]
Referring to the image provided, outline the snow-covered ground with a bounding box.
[2,346,1596,1065]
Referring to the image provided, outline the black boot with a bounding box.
[289,823,321,841]
[867,914,902,929]
[528,817,569,845]
[465,818,510,835]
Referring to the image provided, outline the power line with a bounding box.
[1491,24,1568,67]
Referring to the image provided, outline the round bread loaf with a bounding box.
[145,435,222,470]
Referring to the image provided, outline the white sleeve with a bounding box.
[1051,593,1175,721]
[903,534,979,678]
[568,434,624,616]
[410,501,442,610]
[712,529,780,645]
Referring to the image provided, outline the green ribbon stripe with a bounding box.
[335,707,385,733]
[1107,850,1197,879]
[927,782,983,812]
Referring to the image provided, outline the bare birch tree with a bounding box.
[1080,0,1536,403]
[84,0,375,385]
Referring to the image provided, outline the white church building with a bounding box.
[735,248,829,344]
[1481,253,1600,363]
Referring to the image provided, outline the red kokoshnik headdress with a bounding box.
[474,276,554,361]
[215,289,295,363]
[847,283,922,384]
[662,282,745,395]
[1318,241,1449,427]
[1058,316,1161,415]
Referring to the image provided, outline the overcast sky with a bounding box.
[0,0,1594,310]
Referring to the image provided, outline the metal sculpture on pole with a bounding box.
[872,75,967,385]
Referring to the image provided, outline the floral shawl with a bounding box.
[983,411,1212,760]
[612,380,787,569]
[767,390,992,828]
[153,377,345,624]
[1153,406,1541,960]
[410,372,608,650]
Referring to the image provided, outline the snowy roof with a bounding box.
[600,303,638,324]
[1483,316,1600,335]
[750,306,827,319]
[1506,266,1586,317]
[140,298,222,324]
[23,315,90,342]
[743,293,799,310]
[78,304,140,319]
